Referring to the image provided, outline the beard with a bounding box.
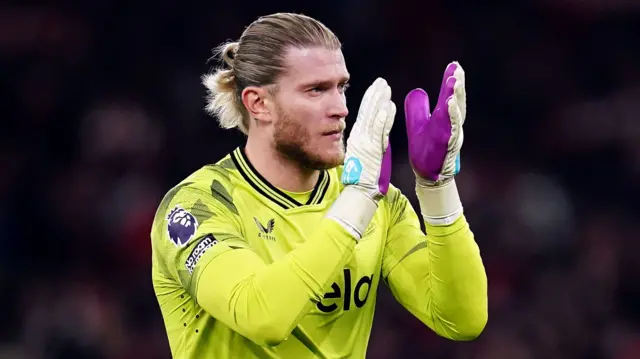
[273,106,345,171]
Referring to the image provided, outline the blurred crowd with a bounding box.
[1,1,639,358]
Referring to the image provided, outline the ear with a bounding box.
[241,86,272,123]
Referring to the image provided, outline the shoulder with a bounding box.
[190,153,239,194]
[172,152,240,204]
[152,153,241,231]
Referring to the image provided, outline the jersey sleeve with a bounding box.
[381,185,488,340]
[152,180,359,347]
[152,183,249,298]
[381,185,427,279]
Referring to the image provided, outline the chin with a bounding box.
[321,155,344,169]
[317,146,345,169]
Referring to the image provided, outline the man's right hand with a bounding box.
[341,78,396,202]
[327,78,396,240]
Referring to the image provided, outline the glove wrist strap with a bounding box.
[326,186,378,240]
[415,179,463,226]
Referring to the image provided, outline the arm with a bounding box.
[197,217,356,346]
[160,186,360,347]
[384,61,486,339]
[382,183,487,340]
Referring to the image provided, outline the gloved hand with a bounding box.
[327,78,396,239]
[341,77,396,200]
[404,62,466,225]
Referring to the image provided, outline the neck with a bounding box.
[244,136,319,193]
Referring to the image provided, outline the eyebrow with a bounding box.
[299,74,351,88]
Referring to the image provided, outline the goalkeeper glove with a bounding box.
[404,62,466,226]
[327,78,396,239]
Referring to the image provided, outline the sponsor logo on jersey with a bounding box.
[167,205,199,247]
[253,217,276,241]
[317,269,374,313]
[185,234,218,274]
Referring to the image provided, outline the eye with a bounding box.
[339,82,350,93]
[305,85,326,96]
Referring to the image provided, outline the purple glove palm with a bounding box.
[378,143,392,195]
[404,62,466,185]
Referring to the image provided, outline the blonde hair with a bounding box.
[202,13,342,135]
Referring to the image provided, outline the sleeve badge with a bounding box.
[166,205,199,247]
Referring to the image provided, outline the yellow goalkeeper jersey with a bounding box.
[151,147,487,359]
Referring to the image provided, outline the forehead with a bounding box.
[279,47,348,85]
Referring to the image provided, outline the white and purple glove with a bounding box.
[327,78,396,239]
[404,62,466,226]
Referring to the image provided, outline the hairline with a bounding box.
[260,43,344,89]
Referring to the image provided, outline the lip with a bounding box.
[323,131,342,140]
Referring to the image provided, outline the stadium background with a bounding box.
[2,1,640,358]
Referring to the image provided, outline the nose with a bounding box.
[329,91,349,119]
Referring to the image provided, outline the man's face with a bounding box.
[269,46,350,170]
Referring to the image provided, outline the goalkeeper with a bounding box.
[151,12,487,359]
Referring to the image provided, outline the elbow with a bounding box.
[245,320,291,347]
[425,306,488,341]
[450,309,488,341]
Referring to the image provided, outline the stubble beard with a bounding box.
[273,108,345,171]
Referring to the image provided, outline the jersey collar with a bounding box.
[231,147,331,209]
